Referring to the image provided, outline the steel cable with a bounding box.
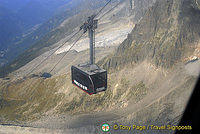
[98,1,122,20]
[94,0,112,18]
[26,29,82,77]
[49,32,85,74]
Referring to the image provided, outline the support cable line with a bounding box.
[1,30,82,93]
[49,32,85,74]
[94,0,112,18]
[93,29,95,64]
[97,0,122,20]
[22,32,85,100]
[26,29,82,76]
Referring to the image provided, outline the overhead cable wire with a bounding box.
[23,32,85,101]
[94,0,112,18]
[2,29,82,92]
[98,1,122,20]
[26,29,82,76]
[49,32,85,74]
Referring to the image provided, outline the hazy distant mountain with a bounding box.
[0,0,72,67]
[0,0,30,12]
[0,5,22,50]
[16,0,72,30]
[0,0,111,76]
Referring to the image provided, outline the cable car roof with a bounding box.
[74,64,106,75]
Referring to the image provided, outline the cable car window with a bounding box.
[91,72,107,90]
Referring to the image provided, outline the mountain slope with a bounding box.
[0,0,74,68]
[0,6,22,50]
[101,0,200,69]
[16,0,72,30]
[0,0,30,12]
[130,0,156,22]
[0,0,124,77]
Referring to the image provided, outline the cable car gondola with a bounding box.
[71,64,107,95]
[71,14,107,95]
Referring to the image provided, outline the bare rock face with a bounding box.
[131,0,156,22]
[102,0,200,69]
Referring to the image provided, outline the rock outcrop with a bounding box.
[102,0,200,69]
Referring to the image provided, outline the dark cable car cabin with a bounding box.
[71,14,107,95]
[71,64,107,95]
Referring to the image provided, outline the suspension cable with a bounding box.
[49,32,85,74]
[98,1,122,20]
[18,32,85,101]
[26,29,82,76]
[94,0,112,18]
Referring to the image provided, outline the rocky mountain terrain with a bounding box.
[0,0,200,133]
[101,0,200,69]
[130,0,156,22]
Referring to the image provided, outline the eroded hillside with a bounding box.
[101,0,200,69]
